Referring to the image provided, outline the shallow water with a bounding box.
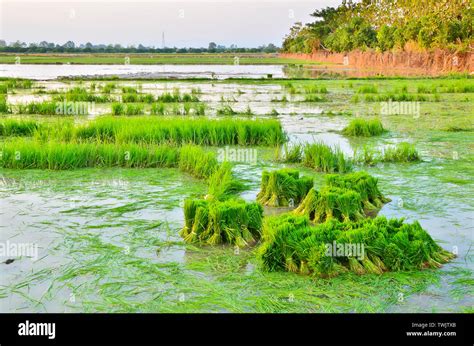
[0,64,284,80]
[0,78,472,313]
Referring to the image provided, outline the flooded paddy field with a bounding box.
[0,75,472,312]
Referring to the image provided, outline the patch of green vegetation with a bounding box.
[342,118,386,137]
[0,119,40,136]
[256,169,313,207]
[258,214,455,277]
[53,87,111,103]
[303,142,352,173]
[180,198,263,247]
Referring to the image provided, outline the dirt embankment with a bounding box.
[281,49,473,76]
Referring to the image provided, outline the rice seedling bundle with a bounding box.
[294,171,390,222]
[278,143,303,163]
[303,142,352,173]
[342,118,386,137]
[294,186,365,223]
[324,171,391,212]
[180,198,263,247]
[257,169,313,207]
[207,162,244,201]
[257,214,454,277]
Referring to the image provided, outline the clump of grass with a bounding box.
[216,105,237,115]
[207,162,244,201]
[156,89,199,103]
[271,95,288,103]
[122,93,155,103]
[101,82,116,94]
[303,94,326,102]
[0,119,40,136]
[382,142,420,162]
[324,171,391,212]
[4,79,33,90]
[258,214,455,277]
[357,85,378,94]
[180,198,263,247]
[178,145,218,179]
[303,142,352,173]
[111,103,144,115]
[342,118,386,137]
[0,84,8,94]
[53,87,110,103]
[257,169,313,207]
[0,95,10,113]
[364,94,431,102]
[278,143,303,163]
[0,139,180,169]
[18,101,58,115]
[294,186,365,223]
[9,116,285,146]
[304,85,328,94]
[0,139,221,175]
[444,126,472,132]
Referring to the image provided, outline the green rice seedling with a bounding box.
[53,87,110,103]
[257,169,313,207]
[5,79,33,89]
[150,102,166,115]
[278,143,303,163]
[269,109,279,116]
[180,198,263,247]
[417,85,437,93]
[0,95,10,113]
[111,102,125,115]
[365,93,430,102]
[285,83,297,95]
[207,162,244,201]
[257,214,454,277]
[124,104,145,115]
[353,146,378,166]
[0,84,8,94]
[382,142,420,162]
[303,142,352,173]
[122,93,155,103]
[324,171,391,212]
[357,85,378,94]
[32,116,284,146]
[178,145,219,179]
[351,95,360,103]
[0,119,40,136]
[121,86,138,94]
[101,82,117,94]
[303,94,326,102]
[18,101,59,115]
[216,105,237,115]
[0,139,180,169]
[191,87,202,95]
[342,118,386,137]
[89,83,96,92]
[271,95,288,102]
[294,186,365,223]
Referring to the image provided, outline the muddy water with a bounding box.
[0,79,472,313]
[0,64,285,80]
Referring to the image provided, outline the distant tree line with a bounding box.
[282,0,472,53]
[0,40,279,54]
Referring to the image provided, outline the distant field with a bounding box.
[0,53,323,65]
